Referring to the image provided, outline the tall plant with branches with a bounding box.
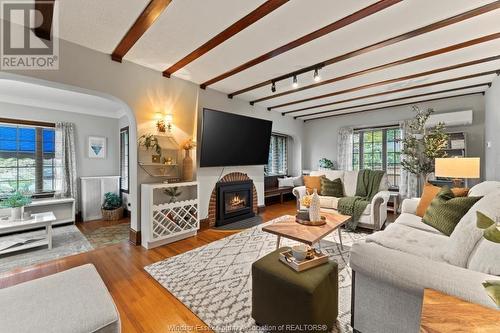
[401,106,449,189]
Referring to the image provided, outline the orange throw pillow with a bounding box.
[416,183,469,217]
[304,175,323,195]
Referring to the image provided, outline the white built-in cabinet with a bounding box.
[141,181,199,249]
[80,176,120,221]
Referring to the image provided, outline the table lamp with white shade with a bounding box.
[434,157,480,188]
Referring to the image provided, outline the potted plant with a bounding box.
[318,158,336,170]
[1,191,32,221]
[101,192,124,221]
[164,186,182,203]
[401,105,449,194]
[138,134,162,162]
[182,138,196,181]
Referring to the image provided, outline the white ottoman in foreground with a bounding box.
[0,264,120,333]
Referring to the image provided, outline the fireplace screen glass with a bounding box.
[224,191,250,213]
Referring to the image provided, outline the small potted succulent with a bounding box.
[1,191,32,221]
[101,192,124,221]
[164,186,182,203]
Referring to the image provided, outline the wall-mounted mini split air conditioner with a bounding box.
[425,110,473,128]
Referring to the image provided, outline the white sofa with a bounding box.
[349,181,500,333]
[292,170,391,230]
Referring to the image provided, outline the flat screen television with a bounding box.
[200,108,272,167]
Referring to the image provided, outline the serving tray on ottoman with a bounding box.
[279,248,329,272]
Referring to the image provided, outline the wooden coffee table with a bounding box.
[262,212,351,250]
[420,289,500,332]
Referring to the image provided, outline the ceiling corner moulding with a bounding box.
[269,56,500,110]
[294,83,489,119]
[199,0,402,89]
[162,0,289,78]
[111,0,173,63]
[230,0,500,99]
[303,92,484,122]
[251,32,500,104]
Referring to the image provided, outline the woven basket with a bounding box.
[101,207,124,221]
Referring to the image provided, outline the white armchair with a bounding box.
[292,170,392,230]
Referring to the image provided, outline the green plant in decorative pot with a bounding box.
[0,191,32,221]
[101,192,124,221]
[400,105,449,194]
[138,134,162,162]
[318,158,336,170]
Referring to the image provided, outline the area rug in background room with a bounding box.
[81,223,130,249]
[0,225,93,275]
[145,215,368,333]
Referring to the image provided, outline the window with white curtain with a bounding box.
[265,133,288,175]
[0,119,57,197]
[120,126,129,193]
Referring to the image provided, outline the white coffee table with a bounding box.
[0,212,56,255]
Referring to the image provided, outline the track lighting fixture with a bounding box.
[292,75,298,88]
[271,81,276,93]
[313,68,321,82]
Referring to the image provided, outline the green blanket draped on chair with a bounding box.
[338,169,385,231]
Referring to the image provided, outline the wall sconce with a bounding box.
[155,113,173,133]
[164,114,173,132]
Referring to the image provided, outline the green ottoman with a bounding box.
[252,247,338,333]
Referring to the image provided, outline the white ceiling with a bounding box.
[20,1,500,119]
[0,79,124,118]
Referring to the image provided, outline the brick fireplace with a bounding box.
[207,172,258,228]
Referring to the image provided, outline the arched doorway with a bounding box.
[0,72,139,239]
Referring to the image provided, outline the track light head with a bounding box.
[313,68,321,82]
[271,81,276,93]
[292,75,298,88]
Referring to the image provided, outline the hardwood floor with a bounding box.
[76,216,131,233]
[0,200,297,333]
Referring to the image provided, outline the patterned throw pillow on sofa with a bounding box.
[422,187,482,236]
[320,177,343,197]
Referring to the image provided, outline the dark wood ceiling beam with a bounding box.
[34,0,55,41]
[229,0,500,98]
[281,70,498,115]
[252,33,500,104]
[111,0,172,62]
[199,0,402,89]
[303,92,485,122]
[294,83,490,119]
[162,0,289,78]
[269,55,500,110]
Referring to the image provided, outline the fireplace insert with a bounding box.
[216,180,254,226]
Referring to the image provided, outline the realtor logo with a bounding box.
[1,0,59,70]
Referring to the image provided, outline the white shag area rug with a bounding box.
[145,216,368,333]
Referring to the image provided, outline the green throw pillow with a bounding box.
[320,177,344,197]
[476,211,500,243]
[482,280,500,307]
[422,187,481,236]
